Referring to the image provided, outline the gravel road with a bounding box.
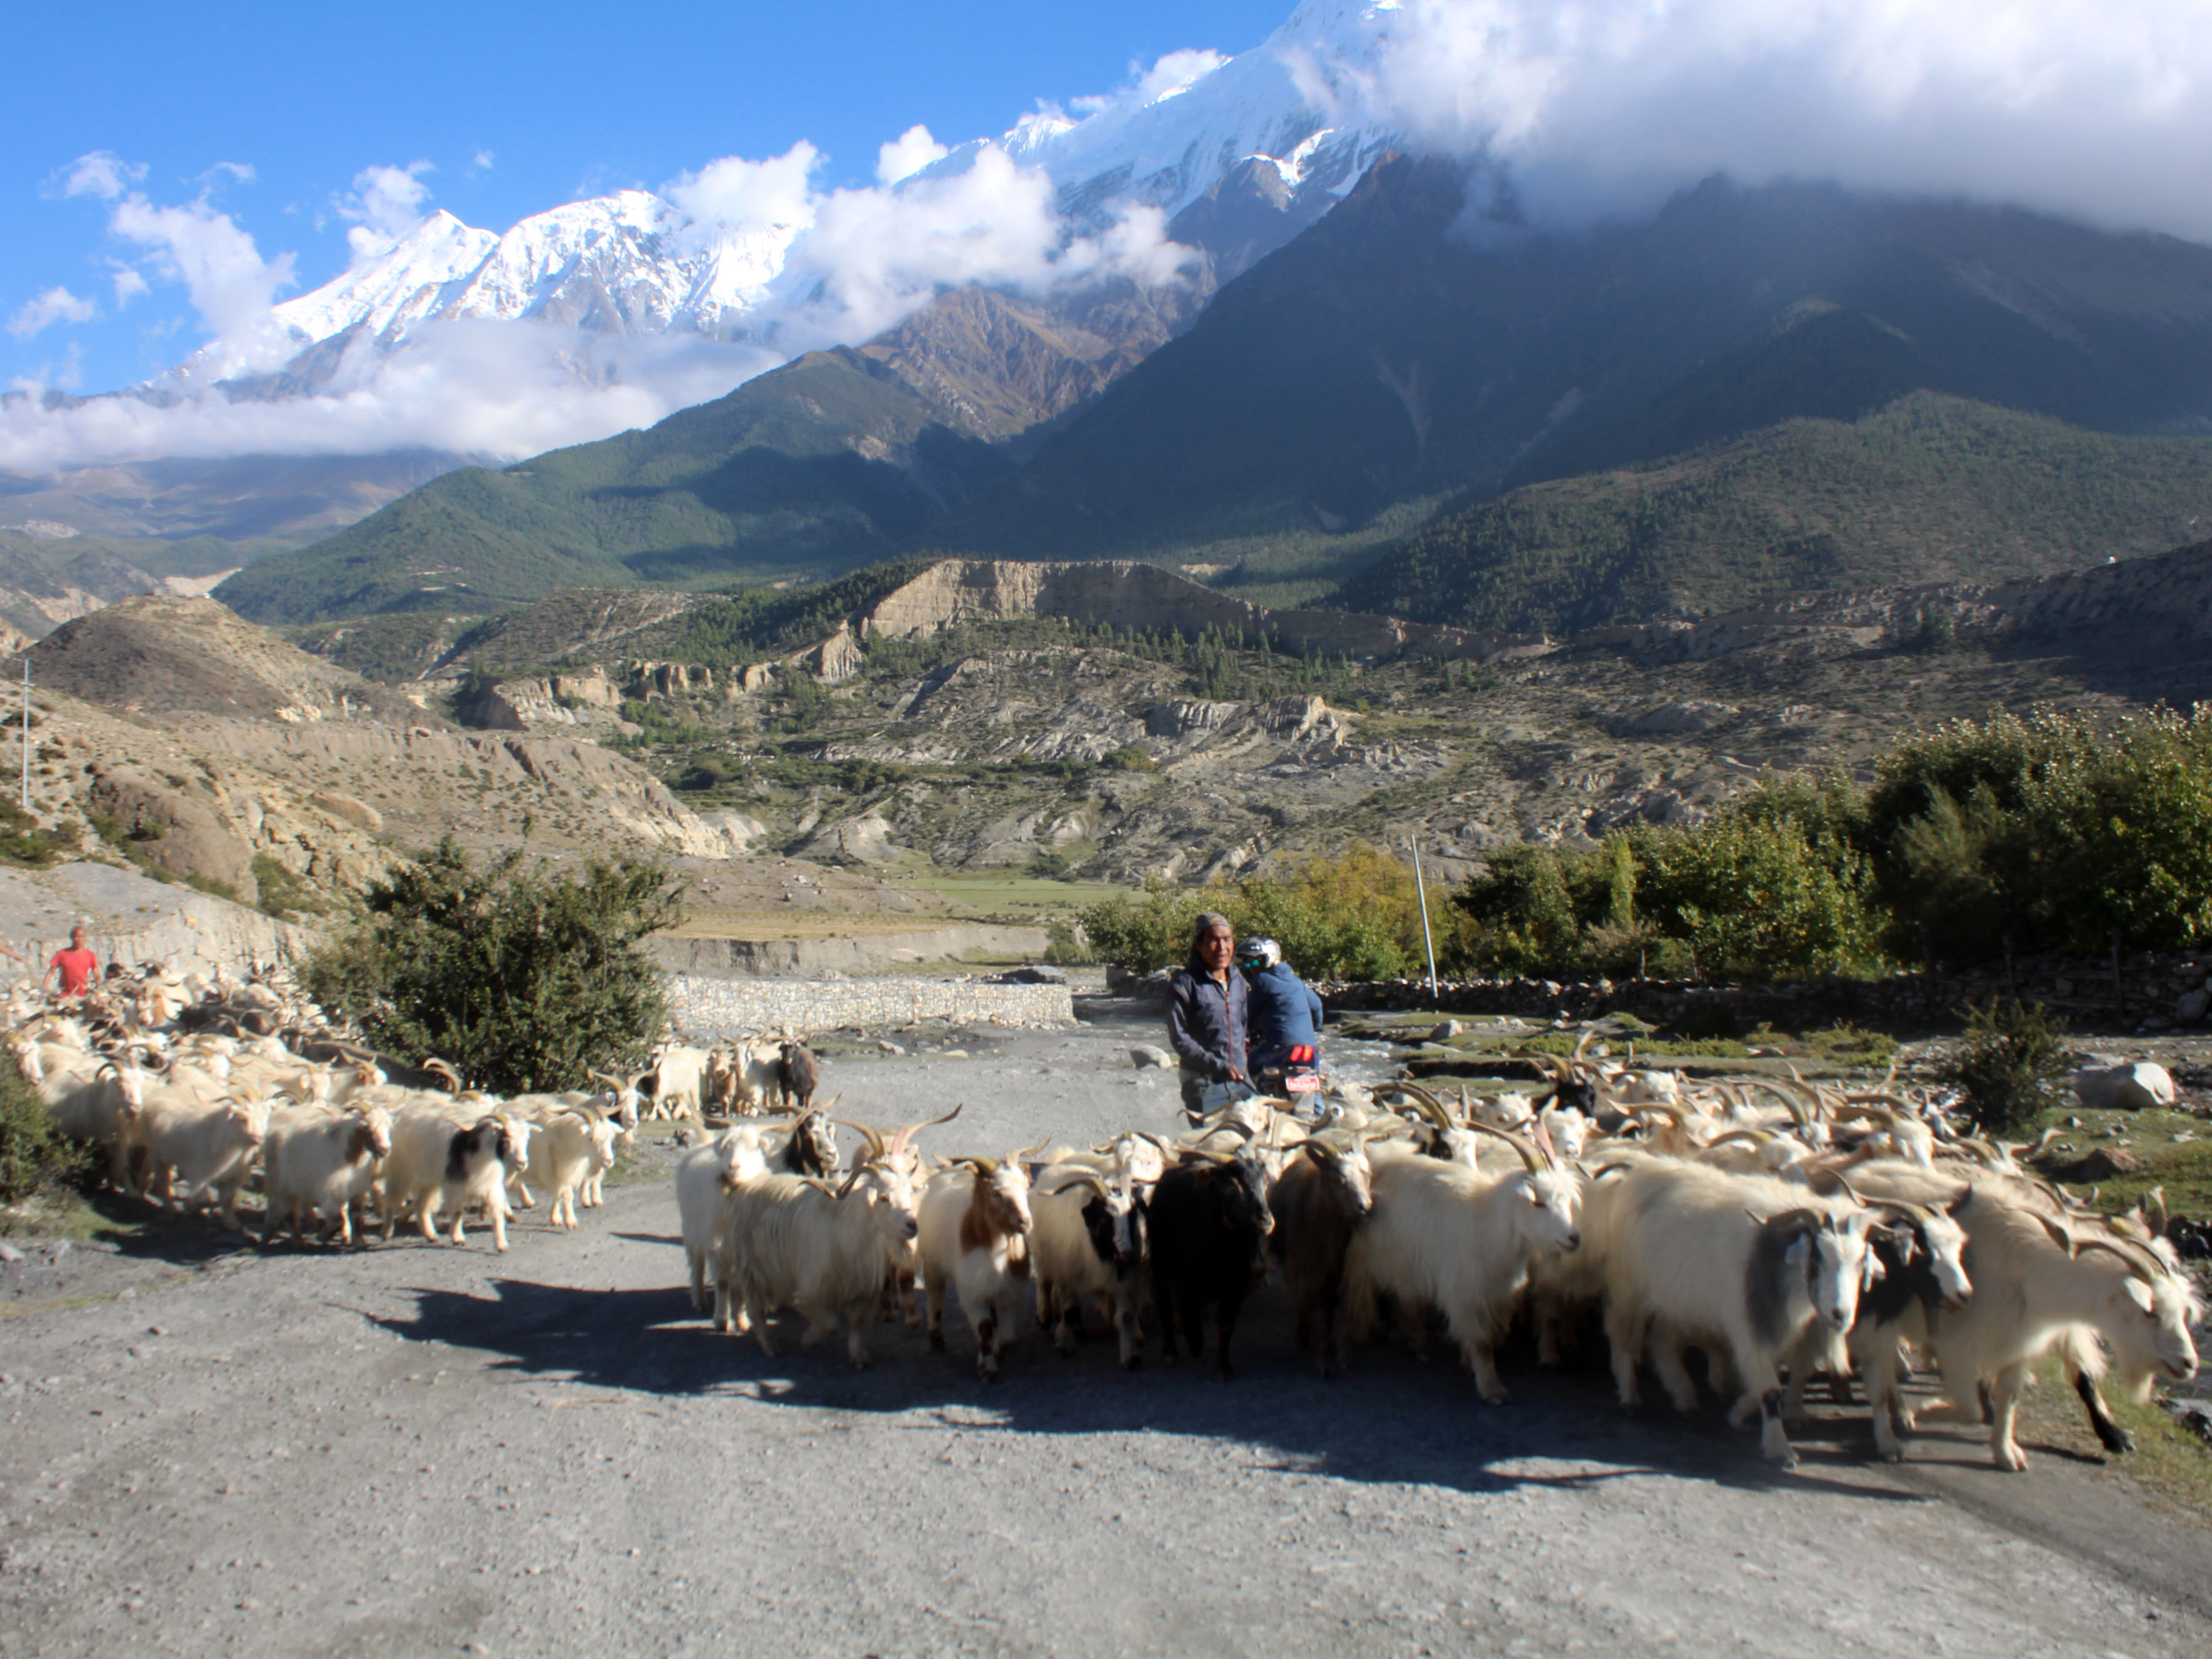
[2,1003,2208,1658]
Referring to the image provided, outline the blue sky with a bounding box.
[3,0,1292,396]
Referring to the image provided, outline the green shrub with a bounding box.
[303,836,683,1094]
[251,854,329,920]
[0,1065,90,1207]
[0,799,68,868]
[1079,844,1461,980]
[1939,997,2072,1135]
[1043,918,1092,966]
[1101,747,1158,772]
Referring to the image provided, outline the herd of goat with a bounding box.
[681,1044,2205,1475]
[9,964,2206,1476]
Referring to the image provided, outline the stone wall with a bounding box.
[1316,946,2212,1033]
[648,924,1049,978]
[665,975,1073,1035]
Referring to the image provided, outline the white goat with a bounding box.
[677,1128,772,1314]
[1599,1163,1878,1467]
[1341,1123,1582,1402]
[715,1163,921,1367]
[379,1105,525,1251]
[141,1089,274,1230]
[1848,1164,2202,1470]
[262,1103,393,1245]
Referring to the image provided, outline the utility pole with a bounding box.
[1410,833,1440,1006]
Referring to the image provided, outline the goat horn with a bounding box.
[831,1120,888,1161]
[1054,1172,1112,1197]
[1136,1131,1174,1153]
[1829,1173,1865,1207]
[1462,1119,1547,1175]
[2077,1233,2173,1283]
[889,1103,963,1159]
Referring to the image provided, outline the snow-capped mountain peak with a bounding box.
[189,0,1400,387]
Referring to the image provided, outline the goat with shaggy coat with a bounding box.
[716,1163,920,1367]
[1846,1164,2202,1470]
[1599,1163,1876,1467]
[379,1105,524,1251]
[919,1159,1035,1380]
[1268,1137,1375,1376]
[1030,1167,1148,1369]
[141,1089,274,1230]
[1148,1151,1275,1378]
[1342,1128,1580,1401]
[677,1128,771,1314]
[262,1103,393,1245]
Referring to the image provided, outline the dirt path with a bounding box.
[2,1011,2207,1658]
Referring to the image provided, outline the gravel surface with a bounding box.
[2,1005,2208,1658]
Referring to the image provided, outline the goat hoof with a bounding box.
[928,1332,946,1352]
[2098,1426,2136,1454]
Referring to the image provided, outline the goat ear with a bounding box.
[2124,1277,2157,1315]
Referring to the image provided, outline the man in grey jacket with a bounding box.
[1165,912,1249,1114]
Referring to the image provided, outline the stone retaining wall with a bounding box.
[648,924,1049,979]
[1314,946,2212,1033]
[666,975,1073,1035]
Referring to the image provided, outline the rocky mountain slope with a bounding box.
[6,600,805,917]
[933,162,2212,595]
[382,543,2212,891]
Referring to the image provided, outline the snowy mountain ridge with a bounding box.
[172,0,1400,390]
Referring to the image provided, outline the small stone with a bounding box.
[1129,1045,1175,1070]
[49,1241,69,1258]
[147,1326,166,1337]
[1430,1020,1465,1042]
[941,1049,969,1061]
[2076,1147,2145,1179]
[876,1040,906,1056]
[0,1243,22,1263]
[2179,988,2210,1025]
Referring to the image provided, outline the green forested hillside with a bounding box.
[933,165,2212,592]
[1339,395,2212,633]
[214,349,1008,624]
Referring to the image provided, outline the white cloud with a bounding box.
[203,161,256,187]
[1355,0,2212,238]
[664,143,820,233]
[106,189,297,374]
[0,321,774,471]
[339,162,435,262]
[56,151,144,202]
[772,142,1195,345]
[469,149,495,173]
[876,124,949,186]
[1073,47,1232,116]
[7,286,96,340]
[110,266,149,306]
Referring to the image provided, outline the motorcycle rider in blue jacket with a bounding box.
[1239,936,1323,1088]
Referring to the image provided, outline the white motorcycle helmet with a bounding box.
[1236,936,1283,972]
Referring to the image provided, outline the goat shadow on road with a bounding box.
[367,1272,1929,1510]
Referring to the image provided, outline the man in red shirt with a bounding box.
[44,925,100,997]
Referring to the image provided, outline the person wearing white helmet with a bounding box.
[1238,935,1324,1088]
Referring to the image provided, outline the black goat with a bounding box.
[1148,1151,1274,1378]
[777,1040,820,1111]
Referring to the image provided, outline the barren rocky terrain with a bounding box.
[2,1008,2207,1658]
